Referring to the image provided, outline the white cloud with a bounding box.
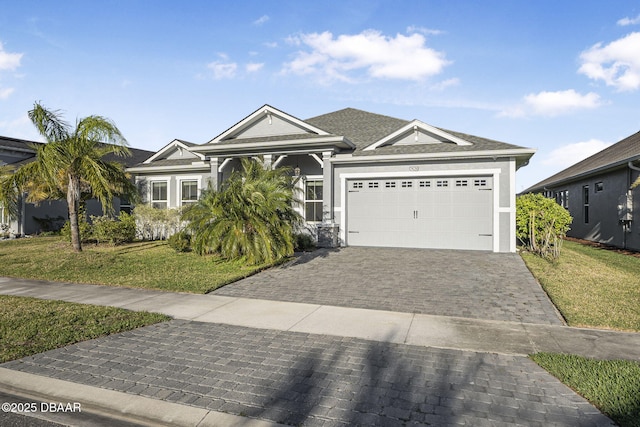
[207,61,237,79]
[406,26,444,36]
[499,89,602,117]
[578,32,640,92]
[0,87,14,99]
[253,15,269,26]
[430,78,459,91]
[542,139,612,168]
[0,42,23,71]
[246,62,264,73]
[617,14,640,26]
[282,30,450,82]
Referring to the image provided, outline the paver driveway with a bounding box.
[215,247,563,325]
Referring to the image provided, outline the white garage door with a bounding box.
[346,176,493,250]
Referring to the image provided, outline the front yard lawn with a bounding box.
[521,239,640,332]
[0,295,169,363]
[0,236,270,294]
[531,353,640,427]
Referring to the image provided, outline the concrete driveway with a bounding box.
[214,247,564,325]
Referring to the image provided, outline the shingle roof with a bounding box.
[304,108,526,154]
[131,158,207,168]
[0,135,42,151]
[305,108,409,151]
[524,130,640,192]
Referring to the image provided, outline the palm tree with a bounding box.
[0,102,138,252]
[183,157,301,265]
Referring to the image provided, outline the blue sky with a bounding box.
[1,0,639,190]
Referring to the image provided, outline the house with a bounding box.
[128,105,535,252]
[0,135,154,236]
[523,131,640,251]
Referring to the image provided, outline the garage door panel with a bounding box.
[346,176,493,250]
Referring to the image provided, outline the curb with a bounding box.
[0,368,285,427]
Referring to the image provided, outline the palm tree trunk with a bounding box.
[67,175,82,252]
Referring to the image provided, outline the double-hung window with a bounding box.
[181,180,198,206]
[151,181,168,209]
[304,181,323,222]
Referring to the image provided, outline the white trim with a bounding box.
[310,153,324,168]
[207,105,330,143]
[218,158,233,173]
[193,136,354,153]
[302,175,324,224]
[364,120,473,151]
[143,139,204,164]
[177,176,203,206]
[339,169,502,252]
[272,154,287,168]
[332,148,536,163]
[509,158,516,252]
[127,163,210,173]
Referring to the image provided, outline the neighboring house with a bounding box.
[0,135,154,236]
[129,105,535,252]
[523,131,640,251]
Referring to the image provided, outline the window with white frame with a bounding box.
[181,180,198,206]
[151,181,168,209]
[304,180,323,222]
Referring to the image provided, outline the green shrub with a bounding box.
[133,205,183,240]
[294,233,315,251]
[167,230,191,252]
[91,212,136,245]
[516,193,572,260]
[60,216,93,243]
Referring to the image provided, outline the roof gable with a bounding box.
[208,104,329,144]
[364,120,472,151]
[143,139,204,164]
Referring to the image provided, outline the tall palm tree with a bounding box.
[183,157,301,265]
[0,102,138,252]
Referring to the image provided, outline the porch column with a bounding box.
[322,151,333,222]
[209,157,220,191]
[263,154,273,169]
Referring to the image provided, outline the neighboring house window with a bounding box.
[120,196,132,214]
[151,181,168,209]
[555,190,568,209]
[305,181,323,222]
[583,185,589,224]
[181,180,198,206]
[595,182,604,193]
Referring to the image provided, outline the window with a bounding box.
[352,182,363,189]
[385,181,396,188]
[554,190,569,209]
[119,196,132,214]
[305,181,323,222]
[583,185,589,224]
[151,181,168,209]
[455,179,468,187]
[401,181,413,188]
[419,180,431,188]
[181,180,198,206]
[595,182,604,193]
[474,179,487,187]
[436,180,449,187]
[368,182,379,188]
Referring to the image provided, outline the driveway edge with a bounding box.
[0,368,284,427]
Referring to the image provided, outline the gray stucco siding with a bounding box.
[547,167,640,251]
[137,172,211,209]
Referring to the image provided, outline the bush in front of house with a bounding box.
[91,212,136,245]
[294,232,315,252]
[167,230,191,252]
[516,193,572,260]
[133,204,183,241]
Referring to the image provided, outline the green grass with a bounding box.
[0,236,271,293]
[531,353,640,427]
[0,295,169,363]
[521,240,640,332]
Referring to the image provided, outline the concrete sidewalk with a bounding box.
[1,277,639,361]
